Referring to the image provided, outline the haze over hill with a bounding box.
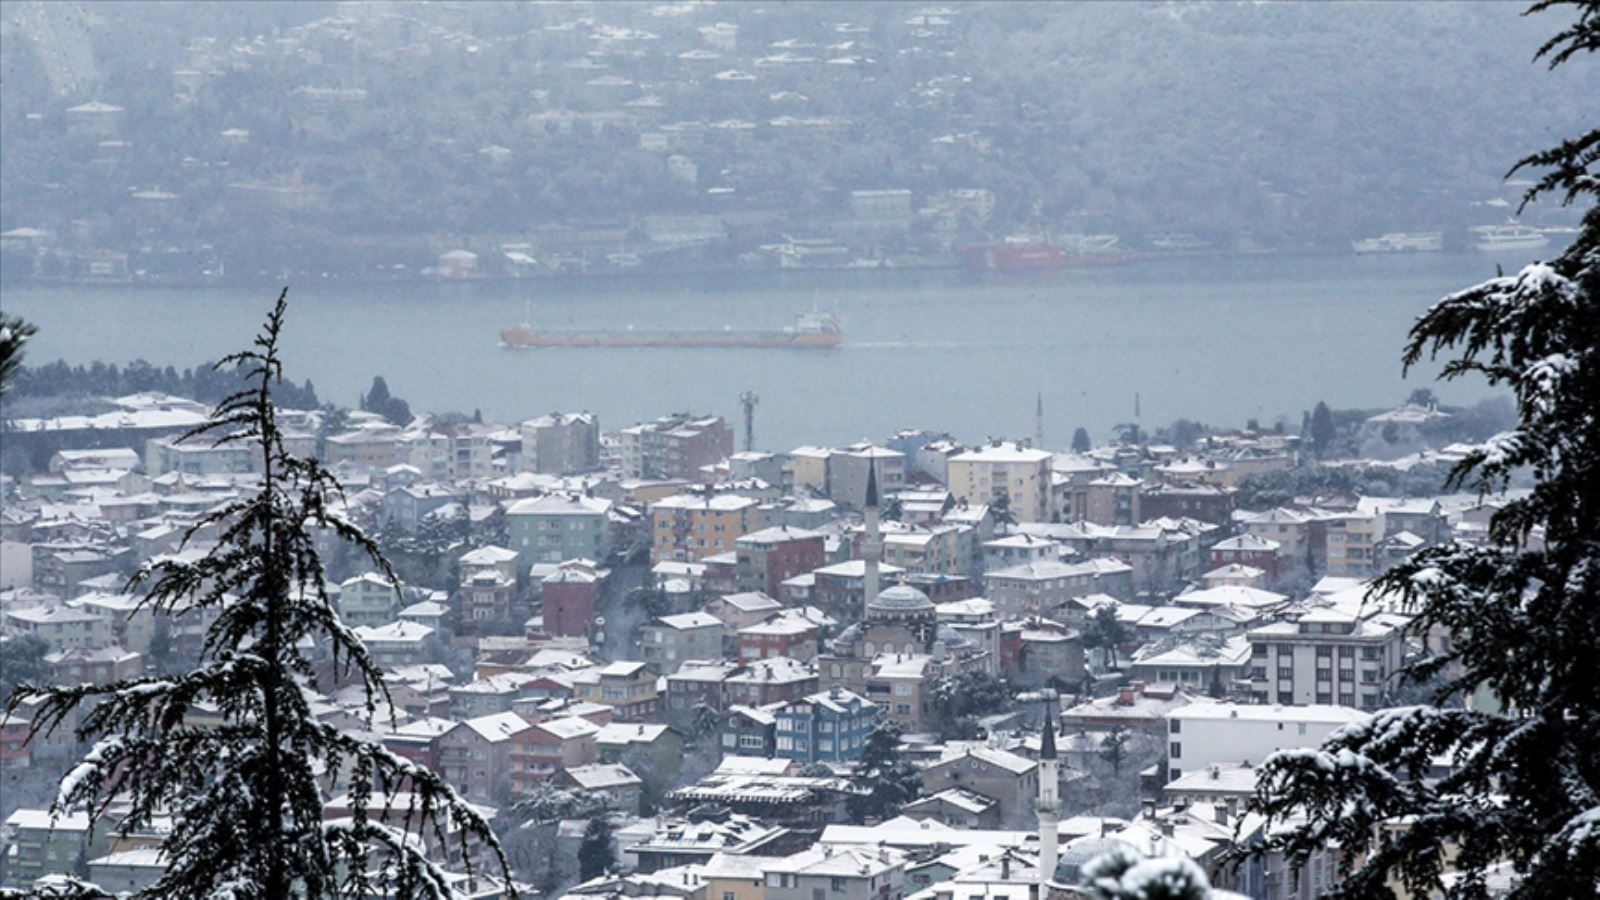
[0,0,1590,283]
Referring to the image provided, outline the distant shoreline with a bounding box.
[0,246,1494,294]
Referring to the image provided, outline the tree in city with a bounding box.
[500,783,605,893]
[1082,605,1130,670]
[990,492,1017,528]
[1072,427,1093,454]
[0,312,38,397]
[577,817,616,882]
[315,404,350,459]
[929,670,1012,740]
[362,375,413,426]
[688,701,725,750]
[1098,724,1131,777]
[0,633,49,702]
[1240,5,1600,896]
[847,720,923,824]
[1309,401,1336,458]
[6,291,507,898]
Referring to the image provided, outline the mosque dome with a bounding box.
[1053,838,1136,886]
[868,583,934,615]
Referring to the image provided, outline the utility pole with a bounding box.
[738,390,758,452]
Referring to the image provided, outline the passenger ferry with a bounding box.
[1351,232,1444,254]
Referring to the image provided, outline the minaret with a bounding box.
[1035,391,1044,450]
[1037,696,1062,890]
[862,461,882,609]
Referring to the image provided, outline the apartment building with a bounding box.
[338,571,402,627]
[520,412,600,475]
[1324,509,1386,578]
[828,445,906,509]
[640,612,726,673]
[773,687,877,763]
[947,442,1053,523]
[1084,473,1143,526]
[620,413,734,480]
[507,493,614,564]
[735,526,827,597]
[1245,605,1409,710]
[651,493,760,563]
[1164,702,1368,782]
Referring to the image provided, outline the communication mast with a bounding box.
[738,390,759,452]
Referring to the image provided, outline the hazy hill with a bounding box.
[0,0,1589,277]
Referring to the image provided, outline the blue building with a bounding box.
[774,686,877,763]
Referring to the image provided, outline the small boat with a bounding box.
[1473,225,1550,253]
[1352,232,1444,254]
[1151,233,1213,252]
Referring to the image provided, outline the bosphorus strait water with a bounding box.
[5,252,1519,448]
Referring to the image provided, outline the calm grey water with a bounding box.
[3,253,1524,450]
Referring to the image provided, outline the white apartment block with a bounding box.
[1164,701,1368,782]
[1245,605,1409,711]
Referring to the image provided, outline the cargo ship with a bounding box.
[501,311,842,349]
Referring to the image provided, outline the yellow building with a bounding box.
[947,442,1053,523]
[1326,510,1385,578]
[701,852,767,900]
[651,493,761,562]
[785,446,831,494]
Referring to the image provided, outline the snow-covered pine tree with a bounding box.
[7,291,509,898]
[0,311,38,396]
[1239,4,1599,896]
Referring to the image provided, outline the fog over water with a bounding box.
[9,250,1524,448]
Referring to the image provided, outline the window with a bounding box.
[1316,692,1332,704]
[832,879,848,892]
[1170,742,1182,758]
[1169,719,1181,734]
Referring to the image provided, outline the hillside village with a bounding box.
[2,1,1587,286]
[0,390,1517,897]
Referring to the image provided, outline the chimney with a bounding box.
[1158,820,1175,838]
[1000,855,1011,880]
[1215,804,1230,828]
